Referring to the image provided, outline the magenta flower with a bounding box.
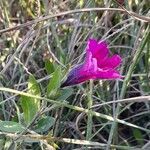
[61,39,122,87]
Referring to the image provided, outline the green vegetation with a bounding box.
[0,0,149,149]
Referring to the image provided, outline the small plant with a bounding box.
[0,0,149,149]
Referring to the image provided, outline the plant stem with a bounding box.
[0,87,149,133]
[120,25,150,99]
[106,25,150,150]
[86,80,93,140]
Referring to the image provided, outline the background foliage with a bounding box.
[0,0,149,149]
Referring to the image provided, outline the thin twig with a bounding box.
[92,96,150,108]
[0,8,149,34]
[0,132,140,149]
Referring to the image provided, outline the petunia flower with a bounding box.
[61,39,122,87]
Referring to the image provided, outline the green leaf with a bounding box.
[0,121,25,133]
[47,67,61,98]
[57,88,73,101]
[45,59,55,74]
[133,128,144,145]
[20,75,41,124]
[35,116,55,133]
[28,75,41,96]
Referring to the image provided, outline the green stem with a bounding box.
[50,22,65,59]
[120,25,150,99]
[86,80,93,140]
[106,25,150,150]
[0,87,149,133]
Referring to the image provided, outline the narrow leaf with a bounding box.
[45,59,55,74]
[35,116,55,133]
[20,75,41,124]
[0,121,25,133]
[57,88,73,101]
[47,67,61,97]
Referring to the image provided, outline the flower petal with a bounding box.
[61,38,122,87]
[84,51,92,70]
[92,58,98,72]
[95,68,122,79]
[87,39,109,60]
[61,64,93,87]
[98,55,122,69]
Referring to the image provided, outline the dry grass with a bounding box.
[0,0,150,149]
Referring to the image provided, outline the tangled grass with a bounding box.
[0,0,150,149]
